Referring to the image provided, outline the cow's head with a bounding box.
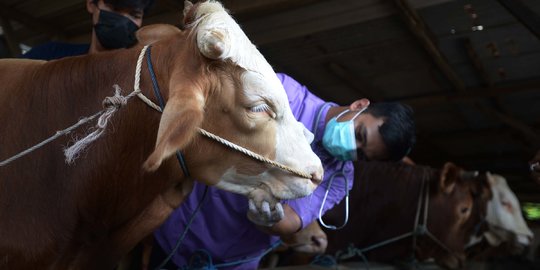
[140,1,323,208]
[478,173,533,251]
[421,162,492,269]
[281,221,328,254]
[261,221,327,267]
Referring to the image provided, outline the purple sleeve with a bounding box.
[277,72,350,229]
[276,72,304,109]
[285,160,354,229]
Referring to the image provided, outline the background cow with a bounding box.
[466,173,534,262]
[265,166,536,269]
[261,161,492,269]
[0,1,322,269]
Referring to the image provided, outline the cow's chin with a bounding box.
[215,168,317,201]
[289,237,328,254]
[435,253,465,270]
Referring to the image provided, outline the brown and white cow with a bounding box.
[272,170,536,269]
[0,1,323,269]
[466,173,534,260]
[264,161,492,269]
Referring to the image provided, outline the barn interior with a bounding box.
[1,0,539,268]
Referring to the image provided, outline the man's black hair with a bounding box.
[365,102,416,162]
[93,0,155,14]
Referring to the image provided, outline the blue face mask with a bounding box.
[322,107,367,161]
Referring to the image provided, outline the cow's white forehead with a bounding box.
[241,71,288,110]
[192,1,286,105]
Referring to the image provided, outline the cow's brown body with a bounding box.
[0,36,201,269]
[0,3,324,267]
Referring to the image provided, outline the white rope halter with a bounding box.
[0,46,312,180]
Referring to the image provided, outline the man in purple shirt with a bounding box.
[149,73,416,269]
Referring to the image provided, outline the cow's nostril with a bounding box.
[311,236,328,252]
[311,173,322,185]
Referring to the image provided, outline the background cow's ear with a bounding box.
[183,1,195,24]
[136,24,181,45]
[439,162,458,194]
[143,90,204,172]
[486,171,496,186]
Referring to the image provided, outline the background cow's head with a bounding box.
[421,162,492,269]
[474,173,534,252]
[259,221,328,268]
[139,1,323,208]
[281,221,328,255]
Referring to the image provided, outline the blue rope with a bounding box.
[214,240,283,268]
[310,254,338,268]
[177,240,283,270]
[153,186,209,270]
[146,46,190,177]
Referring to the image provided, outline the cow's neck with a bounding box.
[325,162,439,258]
[48,47,191,264]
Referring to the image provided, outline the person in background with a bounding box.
[21,0,153,60]
[148,73,417,270]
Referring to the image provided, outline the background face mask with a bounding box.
[322,107,367,161]
[94,10,139,49]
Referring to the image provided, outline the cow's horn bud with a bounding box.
[198,29,230,60]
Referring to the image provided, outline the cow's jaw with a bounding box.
[216,167,317,200]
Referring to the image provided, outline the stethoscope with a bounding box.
[311,102,356,230]
[318,165,350,230]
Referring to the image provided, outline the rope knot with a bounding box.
[103,84,128,109]
[64,85,130,164]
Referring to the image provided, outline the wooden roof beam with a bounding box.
[497,0,540,40]
[394,0,540,147]
[394,0,466,92]
[396,81,540,107]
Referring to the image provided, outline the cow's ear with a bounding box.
[143,90,204,172]
[136,24,181,45]
[439,162,458,194]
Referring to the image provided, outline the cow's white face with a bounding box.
[211,70,322,200]
[483,173,533,246]
[143,2,323,207]
[183,1,323,206]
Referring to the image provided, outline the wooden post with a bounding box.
[0,15,20,57]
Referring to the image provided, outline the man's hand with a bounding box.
[530,150,540,185]
[247,199,284,227]
[246,188,285,227]
[251,204,303,238]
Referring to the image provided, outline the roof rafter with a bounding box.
[394,0,540,148]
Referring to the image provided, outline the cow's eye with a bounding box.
[250,103,270,113]
[249,103,276,118]
[460,207,470,214]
